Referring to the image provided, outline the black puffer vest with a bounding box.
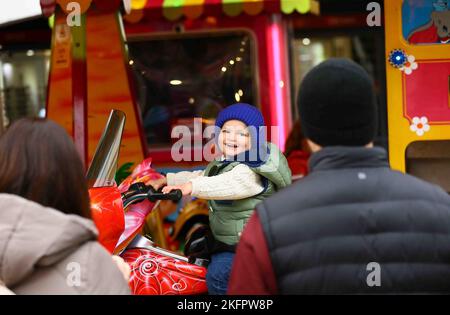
[257,146,450,294]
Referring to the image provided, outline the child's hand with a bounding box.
[162,182,193,196]
[149,177,167,190]
[111,255,131,281]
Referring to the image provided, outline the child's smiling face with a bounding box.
[218,120,251,157]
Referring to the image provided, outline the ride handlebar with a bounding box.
[147,189,182,202]
[121,183,182,208]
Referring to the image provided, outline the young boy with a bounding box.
[162,103,291,294]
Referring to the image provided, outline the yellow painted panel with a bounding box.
[384,0,450,172]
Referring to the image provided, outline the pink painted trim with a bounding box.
[266,14,288,151]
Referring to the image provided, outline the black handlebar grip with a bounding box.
[148,189,182,202]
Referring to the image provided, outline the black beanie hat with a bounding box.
[298,58,377,147]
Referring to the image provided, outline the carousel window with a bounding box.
[290,31,387,148]
[127,31,257,148]
[406,140,450,193]
[0,49,50,129]
[403,0,450,45]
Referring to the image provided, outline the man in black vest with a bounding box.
[228,58,450,294]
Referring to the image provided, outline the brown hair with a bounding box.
[284,120,310,157]
[0,118,91,218]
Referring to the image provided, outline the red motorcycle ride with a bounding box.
[87,110,208,295]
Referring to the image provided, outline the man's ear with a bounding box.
[306,139,322,153]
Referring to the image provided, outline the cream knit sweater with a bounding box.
[167,163,264,200]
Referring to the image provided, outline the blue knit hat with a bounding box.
[215,103,268,166]
[215,103,265,130]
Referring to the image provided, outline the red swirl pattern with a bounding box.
[122,248,207,295]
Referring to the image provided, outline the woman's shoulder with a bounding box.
[62,241,131,295]
[13,241,130,295]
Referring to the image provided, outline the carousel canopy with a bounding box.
[40,0,319,21]
[0,0,42,26]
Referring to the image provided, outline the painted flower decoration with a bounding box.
[388,49,407,68]
[410,116,430,136]
[400,55,418,75]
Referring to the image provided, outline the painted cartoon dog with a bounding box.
[408,0,450,44]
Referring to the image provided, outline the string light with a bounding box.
[170,80,182,85]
